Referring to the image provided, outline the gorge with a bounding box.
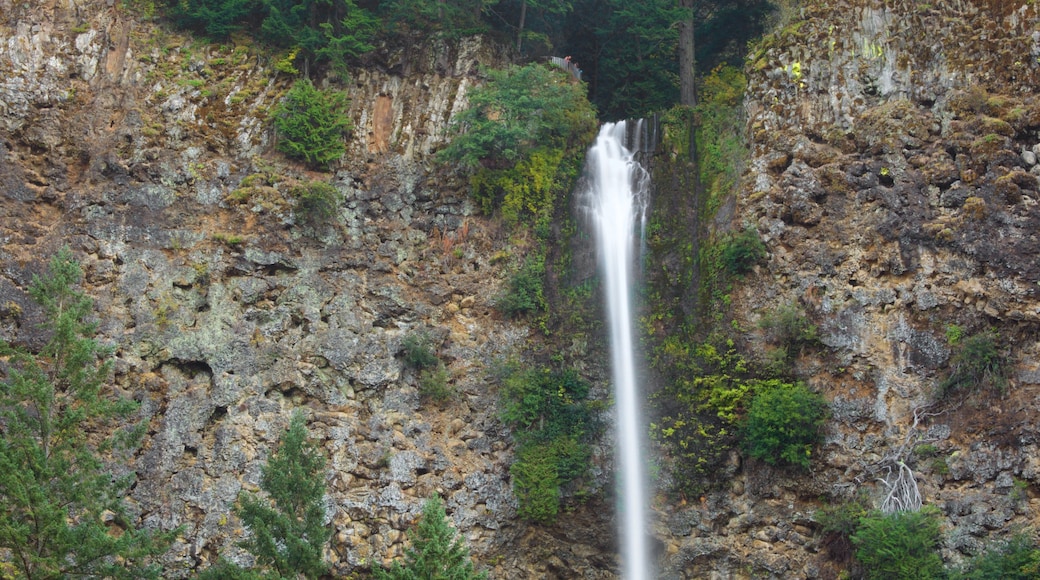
[2,0,1040,578]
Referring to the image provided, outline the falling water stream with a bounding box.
[585,121,652,580]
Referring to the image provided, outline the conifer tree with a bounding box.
[0,247,171,579]
[236,411,331,579]
[375,495,488,580]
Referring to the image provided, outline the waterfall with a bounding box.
[584,121,652,580]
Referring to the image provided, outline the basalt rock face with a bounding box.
[0,2,616,578]
[654,1,1040,578]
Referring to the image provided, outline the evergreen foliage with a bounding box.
[951,534,1040,580]
[290,180,342,226]
[0,247,173,579]
[164,0,258,39]
[717,227,766,276]
[851,507,944,580]
[940,330,1007,396]
[236,411,331,579]
[499,365,594,523]
[272,79,352,169]
[402,331,440,370]
[496,256,547,318]
[379,0,491,39]
[590,0,685,119]
[374,495,487,580]
[742,380,827,469]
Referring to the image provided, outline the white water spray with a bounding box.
[585,121,651,580]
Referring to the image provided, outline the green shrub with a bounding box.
[374,495,487,580]
[758,302,819,364]
[941,330,1007,396]
[743,380,827,469]
[290,180,342,226]
[496,256,546,318]
[851,507,944,580]
[951,534,1040,580]
[816,494,871,567]
[718,227,766,276]
[419,364,454,403]
[272,79,351,169]
[401,330,439,370]
[650,338,755,494]
[439,63,596,228]
[499,366,594,523]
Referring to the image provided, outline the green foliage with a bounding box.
[650,338,753,493]
[851,507,944,580]
[402,331,439,370]
[951,534,1040,580]
[440,63,595,230]
[419,365,455,403]
[374,495,487,580]
[743,381,827,469]
[163,0,257,39]
[590,0,685,119]
[696,65,748,219]
[442,63,595,172]
[717,227,766,277]
[272,79,351,169]
[378,0,491,39]
[0,248,173,579]
[290,180,342,226]
[236,411,330,579]
[758,303,819,369]
[496,255,547,318]
[499,365,594,523]
[816,494,872,566]
[258,0,377,68]
[939,330,1007,396]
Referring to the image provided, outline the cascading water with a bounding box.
[584,121,652,580]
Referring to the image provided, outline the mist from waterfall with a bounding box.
[583,120,652,580]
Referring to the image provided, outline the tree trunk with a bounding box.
[678,0,696,107]
[517,0,528,52]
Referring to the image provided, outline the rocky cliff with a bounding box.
[3,0,1040,578]
[0,1,615,577]
[652,0,1040,578]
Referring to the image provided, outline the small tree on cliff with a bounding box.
[0,247,173,579]
[236,411,331,579]
[374,495,488,580]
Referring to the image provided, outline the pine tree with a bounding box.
[0,247,172,579]
[375,495,488,580]
[236,411,331,579]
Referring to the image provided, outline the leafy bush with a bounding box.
[375,495,487,580]
[743,380,827,469]
[851,507,944,580]
[940,330,1007,395]
[816,494,872,567]
[439,63,596,227]
[650,338,754,493]
[0,248,175,579]
[290,180,342,227]
[951,534,1040,580]
[718,227,766,276]
[419,364,454,403]
[272,79,351,169]
[496,256,546,318]
[402,330,439,370]
[499,366,595,523]
[758,302,819,366]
